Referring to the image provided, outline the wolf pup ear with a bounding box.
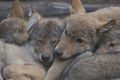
[71,0,85,14]
[7,0,24,19]
[97,20,116,34]
[26,6,42,34]
[28,5,38,17]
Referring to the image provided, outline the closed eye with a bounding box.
[36,39,43,44]
[109,43,116,47]
[18,29,23,33]
[51,38,59,44]
[75,38,84,44]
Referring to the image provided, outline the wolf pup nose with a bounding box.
[41,54,51,62]
[54,48,63,57]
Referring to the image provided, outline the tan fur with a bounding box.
[0,40,46,80]
[45,59,73,80]
[4,65,45,80]
[89,7,120,24]
[7,0,24,19]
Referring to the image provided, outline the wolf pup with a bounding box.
[0,0,46,80]
[60,5,120,80]
[0,0,28,45]
[60,21,120,80]
[43,0,115,80]
[3,2,65,80]
[28,6,65,69]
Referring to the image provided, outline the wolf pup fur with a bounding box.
[0,0,45,80]
[60,4,120,80]
[43,0,115,80]
[2,1,65,80]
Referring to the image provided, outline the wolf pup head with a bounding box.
[95,20,120,54]
[54,0,115,60]
[0,0,36,45]
[29,7,65,67]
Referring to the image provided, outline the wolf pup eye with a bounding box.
[109,43,116,48]
[52,40,58,44]
[18,29,23,33]
[37,39,43,44]
[75,38,84,44]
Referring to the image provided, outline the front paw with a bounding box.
[3,65,46,80]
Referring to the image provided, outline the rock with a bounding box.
[0,1,71,21]
[0,1,119,21]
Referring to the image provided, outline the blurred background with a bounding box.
[0,0,119,21]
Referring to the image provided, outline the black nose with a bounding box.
[54,48,63,56]
[41,54,50,62]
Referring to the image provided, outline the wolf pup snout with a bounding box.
[54,48,63,57]
[40,53,54,67]
[41,54,51,62]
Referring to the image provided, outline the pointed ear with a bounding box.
[28,5,38,17]
[72,0,85,14]
[26,6,42,34]
[7,0,24,19]
[97,20,116,33]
